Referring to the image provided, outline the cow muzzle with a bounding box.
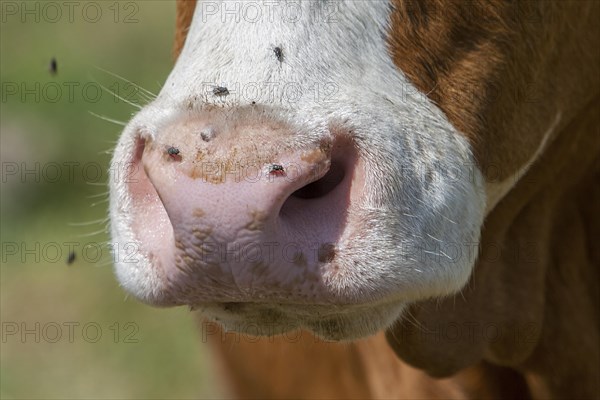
[115,109,369,309]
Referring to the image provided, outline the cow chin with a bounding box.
[199,302,407,342]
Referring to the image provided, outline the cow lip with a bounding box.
[201,300,406,341]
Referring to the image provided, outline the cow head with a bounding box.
[109,0,599,378]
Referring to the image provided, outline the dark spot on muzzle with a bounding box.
[213,86,229,96]
[273,46,284,63]
[318,243,336,263]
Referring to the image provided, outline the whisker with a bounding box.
[388,319,402,343]
[425,83,438,97]
[99,146,117,156]
[87,191,109,199]
[426,233,443,242]
[404,307,432,335]
[90,199,109,208]
[441,214,457,225]
[137,92,155,104]
[75,227,109,238]
[88,111,127,126]
[68,218,108,227]
[91,259,116,268]
[90,77,142,110]
[93,66,157,98]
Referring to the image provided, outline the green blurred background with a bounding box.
[1,1,222,398]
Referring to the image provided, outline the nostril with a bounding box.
[292,161,345,199]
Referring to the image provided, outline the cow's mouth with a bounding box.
[200,301,406,341]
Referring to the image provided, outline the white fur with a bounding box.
[110,0,486,340]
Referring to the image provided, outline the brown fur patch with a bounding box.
[387,1,600,180]
[174,0,196,58]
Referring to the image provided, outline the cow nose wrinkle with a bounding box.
[291,161,345,199]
